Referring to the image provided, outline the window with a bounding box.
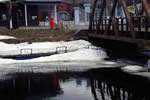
[1,14,7,20]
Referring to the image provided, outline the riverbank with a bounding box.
[0,29,150,79]
[0,29,76,44]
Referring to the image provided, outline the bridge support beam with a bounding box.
[120,0,136,39]
[89,0,98,31]
[142,0,150,19]
[105,0,119,36]
[96,0,105,34]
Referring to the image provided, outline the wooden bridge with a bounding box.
[88,0,150,50]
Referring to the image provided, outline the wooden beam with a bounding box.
[142,0,150,18]
[89,0,98,31]
[96,0,106,33]
[120,0,136,39]
[105,0,118,36]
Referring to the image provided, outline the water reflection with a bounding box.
[89,68,150,100]
[0,68,149,100]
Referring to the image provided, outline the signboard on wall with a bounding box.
[128,6,135,13]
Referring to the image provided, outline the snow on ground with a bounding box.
[0,48,107,64]
[0,40,92,55]
[0,40,91,50]
[0,39,145,74]
[0,40,108,65]
[0,35,16,40]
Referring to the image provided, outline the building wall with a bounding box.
[58,2,74,21]
[0,3,25,27]
[0,2,75,27]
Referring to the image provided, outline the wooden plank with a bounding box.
[120,0,136,39]
[145,17,148,32]
[88,32,150,51]
[89,33,135,43]
[89,33,150,44]
[105,19,107,30]
[96,0,106,33]
[138,17,141,32]
[121,18,124,33]
[102,19,104,31]
[89,0,98,31]
[105,0,119,36]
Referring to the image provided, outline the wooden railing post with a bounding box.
[138,17,141,32]
[145,17,148,32]
[121,18,124,33]
[116,18,119,32]
[102,19,104,31]
[105,19,107,30]
[126,19,128,32]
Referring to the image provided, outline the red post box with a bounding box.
[50,17,54,29]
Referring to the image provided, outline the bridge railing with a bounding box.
[92,16,150,39]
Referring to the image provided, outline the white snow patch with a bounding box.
[27,48,107,62]
[0,35,16,40]
[0,0,9,2]
[102,61,117,65]
[0,40,92,55]
[121,65,143,73]
[0,48,107,65]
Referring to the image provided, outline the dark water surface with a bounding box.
[1,68,150,100]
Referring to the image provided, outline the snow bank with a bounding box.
[121,65,143,73]
[0,40,92,55]
[0,35,16,40]
[0,40,108,65]
[27,48,107,62]
[0,40,90,50]
[0,48,107,64]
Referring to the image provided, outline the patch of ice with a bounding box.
[121,65,143,73]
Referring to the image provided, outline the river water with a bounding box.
[0,67,150,100]
[0,38,149,100]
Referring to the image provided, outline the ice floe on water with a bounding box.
[121,65,144,73]
[0,35,16,40]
